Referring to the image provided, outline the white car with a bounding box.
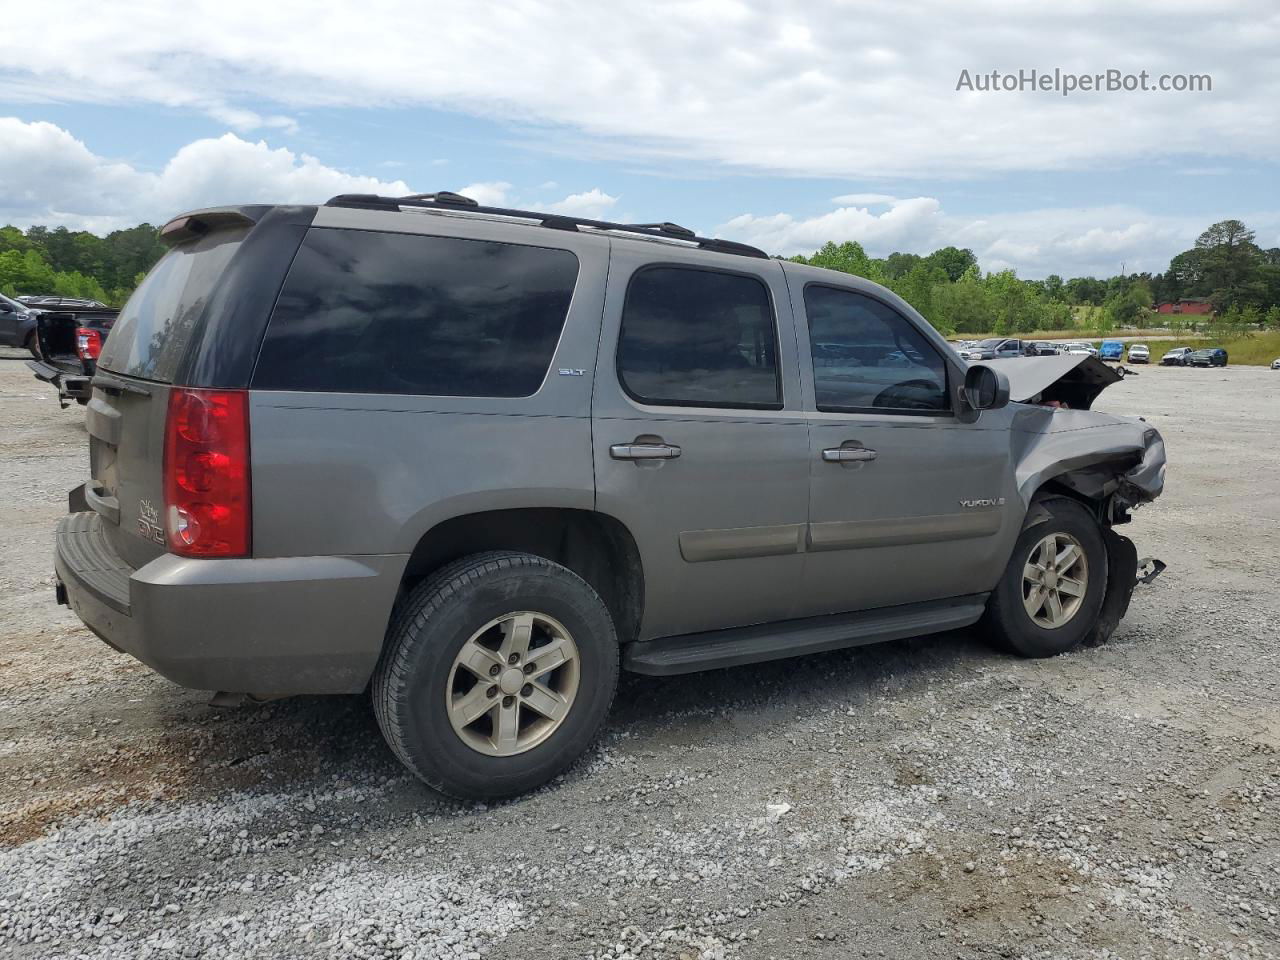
[1062,342,1098,357]
[1127,344,1150,363]
[1271,357,1280,370]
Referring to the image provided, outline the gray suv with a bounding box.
[53,193,1166,799]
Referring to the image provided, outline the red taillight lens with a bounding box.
[76,327,102,361]
[163,389,250,557]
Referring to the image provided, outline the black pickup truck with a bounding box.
[26,305,119,407]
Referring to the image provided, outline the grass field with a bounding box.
[1217,329,1280,365]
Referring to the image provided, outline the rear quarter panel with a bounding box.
[249,208,609,558]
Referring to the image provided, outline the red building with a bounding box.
[1155,298,1214,315]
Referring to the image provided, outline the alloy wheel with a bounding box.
[1022,532,1089,629]
[445,611,581,756]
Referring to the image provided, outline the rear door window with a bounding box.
[616,266,780,409]
[803,285,950,413]
[98,228,248,382]
[253,228,579,397]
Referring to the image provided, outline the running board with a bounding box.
[622,594,989,676]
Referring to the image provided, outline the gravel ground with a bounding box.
[1,351,1278,960]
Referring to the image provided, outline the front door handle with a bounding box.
[822,446,878,463]
[610,442,682,460]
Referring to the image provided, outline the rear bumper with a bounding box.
[26,359,90,399]
[55,511,407,695]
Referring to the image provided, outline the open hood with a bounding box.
[982,354,1123,409]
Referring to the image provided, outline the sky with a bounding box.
[1,0,1277,279]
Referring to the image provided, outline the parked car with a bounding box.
[25,305,119,406]
[1127,344,1150,364]
[17,295,110,309]
[960,337,1026,361]
[1161,347,1194,366]
[0,292,40,355]
[1062,342,1098,357]
[50,193,1167,800]
[1272,358,1280,370]
[1026,341,1060,356]
[1099,339,1125,362]
[1188,347,1228,367]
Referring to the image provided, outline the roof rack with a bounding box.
[324,193,769,259]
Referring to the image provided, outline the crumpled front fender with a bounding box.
[1012,408,1166,512]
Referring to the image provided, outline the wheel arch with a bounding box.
[397,507,645,646]
[1018,450,1144,531]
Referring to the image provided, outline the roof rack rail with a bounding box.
[323,193,769,259]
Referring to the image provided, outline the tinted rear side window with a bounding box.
[99,228,248,383]
[617,266,780,409]
[253,229,578,397]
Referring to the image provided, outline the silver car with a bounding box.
[52,192,1167,799]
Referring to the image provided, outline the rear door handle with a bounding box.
[610,442,682,460]
[822,446,878,463]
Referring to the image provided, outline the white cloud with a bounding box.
[545,188,618,220]
[0,119,625,240]
[0,119,412,230]
[830,193,897,206]
[718,196,1280,278]
[1,0,1276,177]
[456,181,511,206]
[205,104,299,135]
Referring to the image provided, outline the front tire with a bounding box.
[982,497,1108,658]
[373,551,619,800]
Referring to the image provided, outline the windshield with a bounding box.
[99,227,248,382]
[975,338,1004,348]
[0,292,25,311]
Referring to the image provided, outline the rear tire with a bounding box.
[982,497,1108,658]
[372,551,619,800]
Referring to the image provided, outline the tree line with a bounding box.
[1,217,1276,338]
[0,224,167,306]
[791,219,1280,336]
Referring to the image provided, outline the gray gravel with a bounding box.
[1,350,1278,959]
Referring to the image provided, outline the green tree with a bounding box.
[1039,274,1065,301]
[883,251,923,279]
[933,264,992,333]
[1195,219,1263,310]
[888,264,950,332]
[924,246,977,283]
[1104,279,1153,328]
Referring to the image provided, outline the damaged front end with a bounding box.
[985,354,1167,644]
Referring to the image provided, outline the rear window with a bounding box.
[252,228,579,397]
[98,228,248,382]
[616,266,780,409]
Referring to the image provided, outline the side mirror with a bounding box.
[963,364,1010,412]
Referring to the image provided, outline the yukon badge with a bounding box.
[959,497,1006,508]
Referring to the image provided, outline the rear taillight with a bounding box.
[76,327,102,361]
[163,388,251,557]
